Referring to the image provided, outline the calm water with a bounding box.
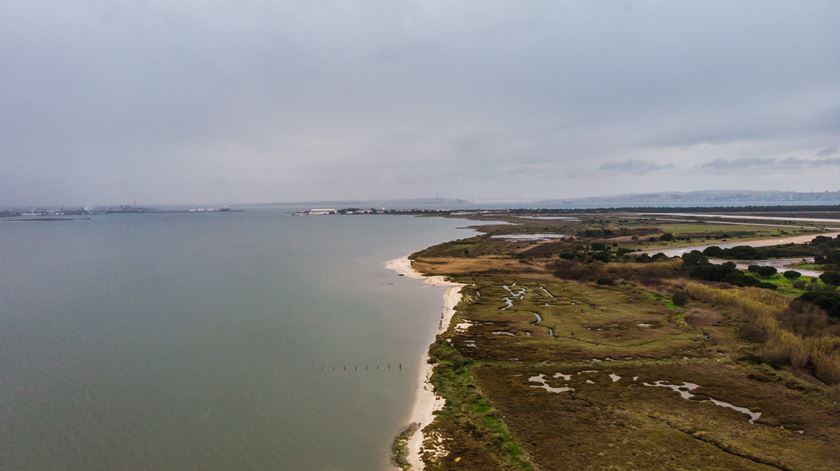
[0,210,472,470]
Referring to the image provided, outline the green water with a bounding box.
[0,210,471,470]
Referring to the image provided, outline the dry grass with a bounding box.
[683,281,840,385]
[412,256,544,277]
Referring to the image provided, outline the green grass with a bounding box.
[792,263,822,270]
[391,423,418,470]
[741,272,836,297]
[427,339,534,470]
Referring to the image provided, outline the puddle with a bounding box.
[502,283,527,299]
[455,322,473,332]
[637,323,652,328]
[553,372,572,381]
[532,313,543,325]
[609,373,621,383]
[708,398,762,424]
[492,331,515,336]
[643,380,761,423]
[528,374,574,394]
[540,286,559,301]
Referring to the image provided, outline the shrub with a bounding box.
[812,350,840,385]
[820,271,840,286]
[591,252,610,262]
[660,233,674,241]
[691,261,736,281]
[672,291,688,307]
[759,330,809,369]
[783,270,802,280]
[702,246,724,257]
[793,279,807,290]
[797,289,840,318]
[551,260,603,281]
[748,265,777,277]
[596,277,615,285]
[651,252,669,262]
[681,250,708,267]
[829,384,840,402]
[778,300,836,337]
[725,245,762,260]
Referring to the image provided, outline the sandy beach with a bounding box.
[385,255,464,470]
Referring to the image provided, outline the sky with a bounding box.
[1,0,839,206]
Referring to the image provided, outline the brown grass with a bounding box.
[683,281,840,385]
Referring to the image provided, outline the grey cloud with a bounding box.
[699,158,778,170]
[699,156,840,174]
[1,0,839,205]
[817,147,838,156]
[597,159,674,175]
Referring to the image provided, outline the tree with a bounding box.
[651,252,670,262]
[682,250,708,267]
[797,289,840,318]
[783,270,802,280]
[820,271,840,286]
[672,291,688,307]
[748,265,777,277]
[660,233,675,241]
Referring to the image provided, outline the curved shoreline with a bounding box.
[385,255,464,471]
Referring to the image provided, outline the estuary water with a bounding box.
[0,210,472,470]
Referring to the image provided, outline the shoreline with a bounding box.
[385,255,464,471]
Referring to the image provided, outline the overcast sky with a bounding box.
[2,0,839,206]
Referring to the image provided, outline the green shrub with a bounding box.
[797,289,840,318]
[672,291,688,307]
[820,271,840,286]
[748,265,777,277]
[783,270,802,280]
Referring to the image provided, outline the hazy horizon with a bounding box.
[2,1,839,206]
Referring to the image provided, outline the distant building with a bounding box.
[308,208,337,215]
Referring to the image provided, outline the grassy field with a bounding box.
[406,212,840,470]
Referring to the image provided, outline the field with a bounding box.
[406,211,840,470]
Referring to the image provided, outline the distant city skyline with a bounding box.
[2,1,839,206]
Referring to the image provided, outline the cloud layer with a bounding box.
[1,0,839,205]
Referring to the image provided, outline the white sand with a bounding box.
[385,255,465,471]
